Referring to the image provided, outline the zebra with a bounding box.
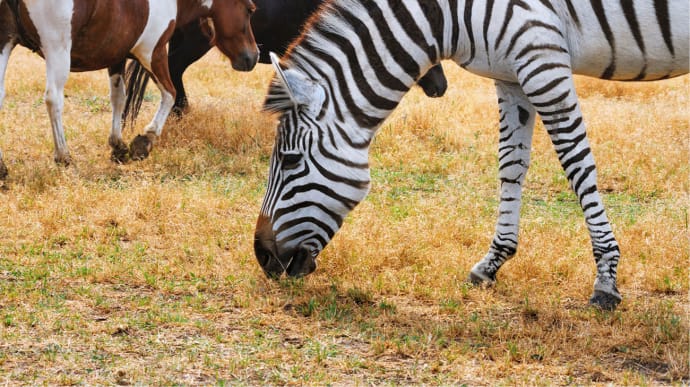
[253,0,689,310]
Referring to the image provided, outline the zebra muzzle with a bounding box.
[253,236,317,279]
[285,247,317,278]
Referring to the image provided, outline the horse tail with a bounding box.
[122,59,151,129]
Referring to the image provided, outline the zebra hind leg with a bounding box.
[468,81,536,287]
[522,71,621,311]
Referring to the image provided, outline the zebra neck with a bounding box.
[285,0,459,133]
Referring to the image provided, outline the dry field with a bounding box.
[0,47,687,385]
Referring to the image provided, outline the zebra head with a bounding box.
[254,53,372,278]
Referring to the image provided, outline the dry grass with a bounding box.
[0,47,687,385]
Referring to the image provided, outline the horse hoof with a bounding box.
[0,160,8,180]
[589,290,622,311]
[129,134,155,161]
[110,144,129,164]
[171,102,190,117]
[54,154,72,166]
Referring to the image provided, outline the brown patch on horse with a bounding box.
[69,0,149,71]
[149,20,177,96]
[12,0,42,54]
[0,2,18,49]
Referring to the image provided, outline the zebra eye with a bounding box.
[281,152,302,170]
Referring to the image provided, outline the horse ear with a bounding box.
[264,52,324,114]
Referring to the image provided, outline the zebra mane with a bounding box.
[264,0,358,115]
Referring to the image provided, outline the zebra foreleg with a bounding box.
[524,73,622,310]
[468,81,535,286]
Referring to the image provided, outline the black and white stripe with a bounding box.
[254,0,688,308]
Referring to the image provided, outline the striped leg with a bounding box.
[523,69,621,310]
[469,81,535,285]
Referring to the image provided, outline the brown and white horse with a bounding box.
[0,0,258,177]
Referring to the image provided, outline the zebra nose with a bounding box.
[254,214,284,278]
[254,237,284,278]
[286,246,317,278]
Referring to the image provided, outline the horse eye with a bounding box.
[281,153,302,170]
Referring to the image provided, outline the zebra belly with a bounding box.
[568,0,689,81]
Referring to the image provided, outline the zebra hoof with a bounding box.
[129,133,155,161]
[466,269,496,287]
[589,290,622,311]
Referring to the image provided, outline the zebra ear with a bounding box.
[264,52,325,114]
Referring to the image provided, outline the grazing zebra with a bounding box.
[253,0,689,310]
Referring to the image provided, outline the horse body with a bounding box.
[0,0,258,173]
[50,0,150,72]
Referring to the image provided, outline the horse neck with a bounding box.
[175,0,212,26]
[286,0,459,136]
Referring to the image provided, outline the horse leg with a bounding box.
[0,39,15,179]
[108,61,129,163]
[25,2,74,165]
[0,39,15,110]
[129,45,176,161]
[42,44,72,165]
[468,81,535,286]
[168,21,212,115]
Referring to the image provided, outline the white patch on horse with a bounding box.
[200,0,213,10]
[128,1,178,138]
[130,0,178,68]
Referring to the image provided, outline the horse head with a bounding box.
[207,0,258,71]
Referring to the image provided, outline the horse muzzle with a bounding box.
[231,49,258,72]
